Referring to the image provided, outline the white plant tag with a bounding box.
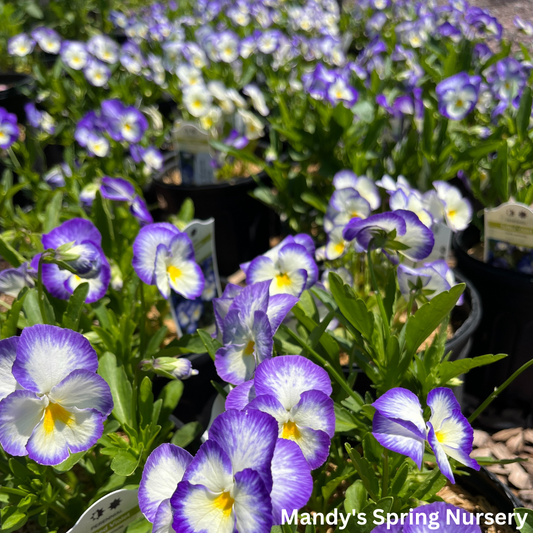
[172,121,214,185]
[170,218,222,337]
[484,201,533,272]
[67,488,142,533]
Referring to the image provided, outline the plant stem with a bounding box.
[469,358,533,424]
[139,282,147,359]
[367,249,390,340]
[280,324,362,404]
[37,254,49,325]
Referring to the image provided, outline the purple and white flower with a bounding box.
[372,387,479,483]
[132,223,204,300]
[0,107,18,149]
[84,59,111,87]
[214,281,297,385]
[24,103,55,135]
[101,100,148,143]
[0,263,35,297]
[61,41,89,70]
[31,27,61,55]
[8,34,34,57]
[39,218,111,303]
[436,73,481,120]
[0,325,113,465]
[246,239,318,297]
[100,177,153,226]
[87,34,119,64]
[433,181,472,232]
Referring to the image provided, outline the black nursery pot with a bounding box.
[457,466,522,517]
[0,73,32,123]
[153,161,274,277]
[453,225,533,424]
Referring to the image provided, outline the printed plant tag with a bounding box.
[170,218,222,337]
[172,121,214,185]
[67,488,143,533]
[484,201,533,274]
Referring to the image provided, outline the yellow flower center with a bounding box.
[167,265,182,282]
[214,491,234,517]
[243,340,255,356]
[44,403,73,434]
[0,132,7,143]
[281,420,301,440]
[456,99,464,108]
[192,99,202,109]
[334,242,345,255]
[435,430,445,443]
[350,211,360,219]
[275,273,291,287]
[448,209,457,219]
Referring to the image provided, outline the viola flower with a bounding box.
[215,31,240,63]
[142,357,198,380]
[101,100,148,143]
[333,170,381,210]
[139,444,193,532]
[132,223,204,300]
[214,281,297,385]
[84,59,111,87]
[325,226,350,260]
[514,16,533,36]
[38,218,111,303]
[389,189,433,228]
[0,263,35,297]
[372,387,479,483]
[398,260,464,304]
[237,109,265,140]
[0,325,113,466]
[60,41,89,70]
[433,181,472,232]
[324,188,371,233]
[44,164,71,190]
[87,34,119,64]
[426,388,480,483]
[100,176,152,225]
[486,58,528,105]
[0,108,18,149]
[31,27,61,55]
[183,85,212,117]
[131,145,163,171]
[24,103,55,135]
[172,410,279,533]
[8,34,34,57]
[436,73,481,120]
[327,75,358,108]
[246,240,318,297]
[245,356,334,470]
[343,210,435,262]
[243,84,269,116]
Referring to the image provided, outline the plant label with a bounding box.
[170,218,222,336]
[172,121,214,185]
[484,201,533,273]
[67,488,143,533]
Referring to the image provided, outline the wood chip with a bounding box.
[486,463,508,475]
[473,429,490,448]
[471,447,493,458]
[507,432,525,455]
[488,441,515,461]
[507,463,532,490]
[524,429,533,445]
[519,490,533,503]
[492,427,522,442]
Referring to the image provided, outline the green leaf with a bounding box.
[517,87,532,143]
[390,462,409,495]
[43,192,63,233]
[434,353,507,386]
[62,283,89,330]
[345,443,379,500]
[412,468,446,501]
[0,237,25,268]
[175,198,194,230]
[344,480,367,514]
[91,191,115,257]
[1,289,27,339]
[22,289,55,326]
[514,508,533,533]
[138,377,154,428]
[492,142,509,202]
[125,516,152,533]
[198,329,221,361]
[171,422,203,447]
[146,327,169,358]
[53,451,86,473]
[350,497,393,533]
[405,285,464,357]
[0,507,28,531]
[98,352,133,427]
[158,380,184,423]
[24,2,44,18]
[329,273,374,339]
[158,333,207,356]
[111,449,141,476]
